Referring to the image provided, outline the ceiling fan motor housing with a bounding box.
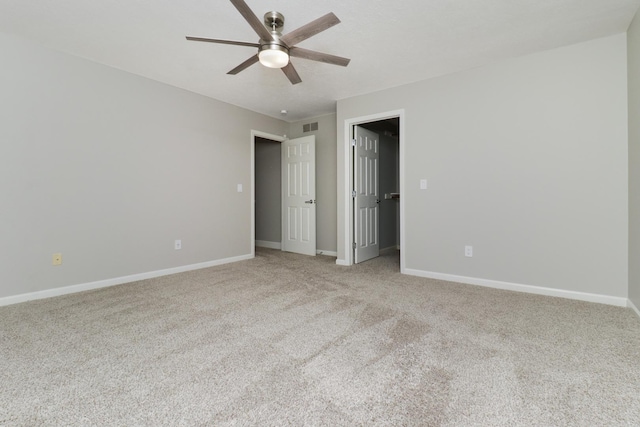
[264,11,285,32]
[259,11,290,68]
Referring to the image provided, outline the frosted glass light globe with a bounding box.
[259,46,289,69]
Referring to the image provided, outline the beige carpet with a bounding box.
[1,248,639,426]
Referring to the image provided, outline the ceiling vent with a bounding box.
[303,122,319,132]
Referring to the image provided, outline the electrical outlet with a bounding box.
[465,246,473,257]
[175,240,182,250]
[52,253,62,266]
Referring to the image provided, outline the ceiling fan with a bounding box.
[186,0,350,85]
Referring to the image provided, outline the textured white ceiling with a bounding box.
[1,0,639,121]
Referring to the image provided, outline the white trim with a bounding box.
[629,299,640,319]
[255,240,282,250]
[340,118,351,265]
[251,130,287,259]
[380,246,399,254]
[0,254,254,307]
[316,250,338,257]
[256,244,336,256]
[403,268,628,307]
[398,114,406,273]
[340,110,405,270]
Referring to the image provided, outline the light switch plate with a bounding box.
[420,179,428,190]
[237,184,243,193]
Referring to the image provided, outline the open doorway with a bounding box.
[255,136,282,250]
[250,130,285,258]
[339,110,405,271]
[251,130,318,257]
[358,119,400,258]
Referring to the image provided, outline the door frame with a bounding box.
[339,110,405,272]
[251,130,286,258]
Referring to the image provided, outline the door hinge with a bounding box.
[352,190,356,198]
[352,242,356,249]
[351,139,356,147]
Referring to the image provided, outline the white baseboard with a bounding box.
[0,253,254,308]
[256,241,335,257]
[335,259,350,266]
[629,299,640,319]
[317,250,337,257]
[380,246,399,254]
[403,268,628,307]
[255,240,281,250]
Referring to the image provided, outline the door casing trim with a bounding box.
[340,110,405,271]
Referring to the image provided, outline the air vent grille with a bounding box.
[303,122,319,132]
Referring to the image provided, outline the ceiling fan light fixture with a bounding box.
[186,1,349,84]
[258,44,289,68]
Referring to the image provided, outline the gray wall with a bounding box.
[288,114,337,253]
[337,34,629,299]
[255,138,281,244]
[629,11,640,308]
[0,33,286,299]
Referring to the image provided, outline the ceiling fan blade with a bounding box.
[229,0,274,42]
[281,63,302,85]
[186,36,259,48]
[227,55,259,75]
[280,12,341,47]
[289,47,350,67]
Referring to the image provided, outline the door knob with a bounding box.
[305,199,316,204]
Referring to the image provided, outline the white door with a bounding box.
[282,135,316,256]
[354,126,379,263]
